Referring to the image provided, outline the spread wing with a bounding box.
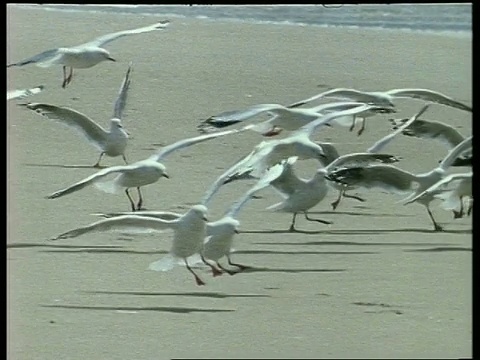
[20,103,108,151]
[113,62,133,120]
[51,215,177,240]
[77,21,170,48]
[385,88,472,112]
[7,48,61,68]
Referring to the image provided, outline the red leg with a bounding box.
[185,258,206,286]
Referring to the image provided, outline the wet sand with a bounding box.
[7,5,472,359]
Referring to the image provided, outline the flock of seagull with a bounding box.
[8,20,472,286]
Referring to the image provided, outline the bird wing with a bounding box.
[297,103,380,138]
[199,104,285,129]
[148,128,242,163]
[46,163,142,199]
[51,215,177,241]
[385,88,472,112]
[7,48,61,68]
[7,85,44,101]
[326,164,417,194]
[402,172,472,205]
[325,153,400,173]
[113,62,133,120]
[20,103,108,151]
[93,210,183,221]
[438,135,473,171]
[77,21,170,48]
[389,118,466,150]
[367,104,430,153]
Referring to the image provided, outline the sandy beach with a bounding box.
[7,5,472,359]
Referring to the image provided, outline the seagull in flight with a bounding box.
[19,62,133,168]
[7,85,44,101]
[7,21,170,88]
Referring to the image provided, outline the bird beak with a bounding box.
[203,216,208,222]
[162,173,170,179]
[234,229,240,234]
[108,57,116,62]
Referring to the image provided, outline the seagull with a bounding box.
[389,117,472,166]
[197,101,393,136]
[7,85,44,101]
[7,21,170,88]
[325,135,473,231]
[403,172,472,219]
[45,128,243,211]
[288,87,472,113]
[199,104,387,206]
[51,204,211,286]
[19,63,133,168]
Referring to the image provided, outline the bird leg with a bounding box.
[304,212,333,225]
[349,115,357,132]
[125,189,136,212]
[200,254,223,277]
[122,154,129,165]
[331,189,345,210]
[426,205,443,231]
[453,196,464,219]
[215,261,237,275]
[227,255,251,271]
[357,117,366,136]
[185,258,206,286]
[136,187,145,210]
[288,213,299,232]
[262,126,283,137]
[62,66,68,89]
[92,152,105,168]
[467,197,473,216]
[66,67,74,87]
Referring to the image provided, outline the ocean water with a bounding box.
[10,3,472,37]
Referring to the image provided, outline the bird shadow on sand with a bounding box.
[403,246,472,253]
[7,242,125,250]
[236,249,378,255]
[232,266,346,274]
[81,290,270,299]
[40,304,235,314]
[39,248,168,255]
[22,163,107,169]
[253,240,458,248]
[309,210,413,218]
[241,227,471,235]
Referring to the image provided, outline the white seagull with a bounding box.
[7,21,169,88]
[19,63,133,168]
[325,135,473,231]
[7,85,44,101]
[198,101,393,136]
[52,204,211,286]
[288,87,472,113]
[45,128,243,211]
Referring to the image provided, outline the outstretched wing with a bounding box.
[7,48,61,68]
[94,210,182,221]
[148,128,242,163]
[198,103,285,129]
[78,21,170,48]
[385,88,472,113]
[46,163,141,199]
[7,85,44,101]
[19,103,108,151]
[113,62,133,120]
[51,215,177,241]
[438,135,473,172]
[367,104,429,153]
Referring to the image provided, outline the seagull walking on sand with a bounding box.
[325,135,473,231]
[52,205,211,286]
[7,21,169,88]
[19,63,133,168]
[45,128,244,211]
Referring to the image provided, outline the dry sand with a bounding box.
[7,5,472,359]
